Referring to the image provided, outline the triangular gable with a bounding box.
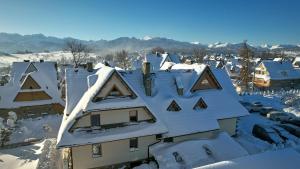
[167,100,181,111]
[93,71,137,102]
[21,75,41,89]
[191,66,222,92]
[25,63,38,74]
[193,98,207,110]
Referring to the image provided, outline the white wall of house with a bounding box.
[71,135,157,169]
[218,118,237,136]
[73,107,153,129]
[173,130,218,142]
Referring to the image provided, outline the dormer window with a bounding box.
[191,67,222,92]
[194,98,208,110]
[167,100,181,112]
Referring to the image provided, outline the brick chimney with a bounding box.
[142,62,152,96]
[86,62,93,72]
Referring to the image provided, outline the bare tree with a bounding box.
[193,47,206,63]
[151,47,165,54]
[64,40,92,67]
[239,41,253,91]
[114,50,130,69]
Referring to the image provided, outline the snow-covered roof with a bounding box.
[0,61,63,108]
[196,148,300,169]
[259,60,300,80]
[150,132,248,169]
[145,53,180,72]
[57,63,248,147]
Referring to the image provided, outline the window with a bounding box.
[129,110,138,122]
[194,98,208,110]
[163,137,173,142]
[92,144,102,157]
[108,86,122,97]
[129,138,138,151]
[91,114,100,127]
[167,100,181,112]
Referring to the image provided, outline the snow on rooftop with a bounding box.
[196,148,300,169]
[150,132,248,169]
[259,60,300,80]
[58,64,248,147]
[0,61,63,108]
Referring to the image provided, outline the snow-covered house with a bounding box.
[254,60,300,89]
[292,56,300,67]
[57,62,248,169]
[145,53,181,72]
[0,61,64,118]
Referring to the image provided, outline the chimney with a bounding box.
[142,62,152,96]
[24,60,30,62]
[87,62,93,72]
[40,59,44,62]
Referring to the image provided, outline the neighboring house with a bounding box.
[0,61,64,118]
[57,62,248,169]
[145,53,181,72]
[293,56,300,67]
[254,60,300,89]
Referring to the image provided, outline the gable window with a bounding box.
[129,138,138,151]
[167,100,181,112]
[194,98,208,110]
[191,68,222,92]
[92,144,102,157]
[129,110,138,122]
[91,114,100,127]
[108,86,122,97]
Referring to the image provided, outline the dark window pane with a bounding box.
[91,114,100,127]
[129,110,138,122]
[130,138,138,149]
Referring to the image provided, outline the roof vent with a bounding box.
[24,60,30,62]
[40,59,44,62]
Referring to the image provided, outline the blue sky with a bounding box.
[0,0,299,45]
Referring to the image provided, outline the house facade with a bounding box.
[0,60,64,118]
[254,60,300,89]
[57,62,248,169]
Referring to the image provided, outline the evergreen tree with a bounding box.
[239,41,253,91]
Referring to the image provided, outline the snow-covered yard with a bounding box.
[0,138,61,169]
[9,114,62,144]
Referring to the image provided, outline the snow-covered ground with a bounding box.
[10,114,62,144]
[0,51,98,68]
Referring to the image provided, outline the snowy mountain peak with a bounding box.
[191,41,200,45]
[142,35,152,41]
[208,42,229,48]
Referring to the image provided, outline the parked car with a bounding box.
[281,119,300,128]
[252,124,284,144]
[277,124,300,138]
[267,111,296,121]
[258,107,276,116]
[271,126,299,143]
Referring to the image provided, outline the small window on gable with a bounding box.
[92,144,102,157]
[105,86,124,99]
[167,100,181,112]
[129,110,138,122]
[194,98,207,110]
[25,63,38,74]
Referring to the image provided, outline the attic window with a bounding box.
[167,100,181,112]
[25,63,38,74]
[191,68,222,92]
[107,86,123,97]
[194,98,207,110]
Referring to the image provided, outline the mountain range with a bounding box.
[0,33,299,54]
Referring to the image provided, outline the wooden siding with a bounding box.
[21,75,41,89]
[14,91,52,102]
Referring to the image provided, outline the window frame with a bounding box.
[90,114,101,127]
[129,138,139,151]
[92,144,102,157]
[129,110,138,122]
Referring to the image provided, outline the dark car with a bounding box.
[252,124,283,144]
[277,124,300,138]
[281,119,300,128]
